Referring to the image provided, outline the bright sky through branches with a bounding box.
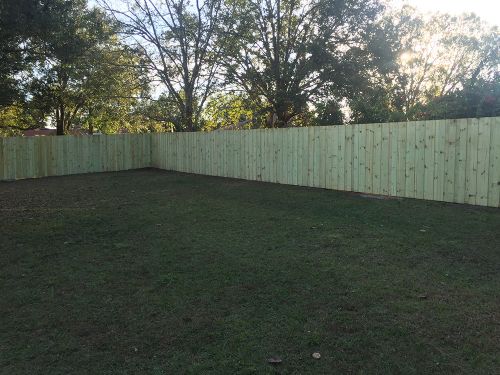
[93,0,500,26]
[393,0,499,26]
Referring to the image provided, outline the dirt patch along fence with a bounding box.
[2,117,500,207]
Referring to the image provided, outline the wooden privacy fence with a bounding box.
[1,117,499,207]
[0,134,151,180]
[151,117,500,207]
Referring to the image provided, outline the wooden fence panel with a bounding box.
[0,134,151,181]
[2,118,499,207]
[149,118,499,207]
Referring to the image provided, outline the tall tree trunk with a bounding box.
[184,92,195,131]
[88,109,94,135]
[56,105,65,135]
[274,101,292,128]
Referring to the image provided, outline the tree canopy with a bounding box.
[0,0,498,135]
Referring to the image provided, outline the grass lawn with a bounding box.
[1,169,499,374]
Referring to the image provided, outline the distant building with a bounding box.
[22,127,89,137]
[22,128,57,137]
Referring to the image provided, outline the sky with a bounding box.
[93,0,500,26]
[393,0,499,26]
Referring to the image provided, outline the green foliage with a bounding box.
[104,0,227,131]
[0,104,41,136]
[202,93,266,130]
[314,100,345,126]
[415,78,500,120]
[0,0,36,106]
[351,7,500,123]
[0,0,147,135]
[1,0,498,133]
[224,0,386,127]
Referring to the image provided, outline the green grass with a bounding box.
[1,169,499,374]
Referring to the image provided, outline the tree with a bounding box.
[351,7,499,122]
[29,2,144,134]
[202,92,268,129]
[223,0,385,127]
[0,0,147,136]
[102,0,227,132]
[0,0,57,109]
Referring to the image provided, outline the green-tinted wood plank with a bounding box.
[297,128,305,186]
[0,138,5,180]
[379,123,390,196]
[423,120,436,200]
[306,127,314,187]
[324,127,333,190]
[433,121,446,202]
[405,122,416,198]
[352,124,359,192]
[476,117,491,205]
[415,121,426,199]
[277,129,284,184]
[443,120,457,202]
[318,127,326,188]
[260,130,267,181]
[15,137,25,179]
[389,123,398,196]
[487,118,500,207]
[358,125,366,193]
[372,124,382,194]
[465,118,478,205]
[287,129,294,185]
[291,128,298,185]
[345,125,354,191]
[6,137,17,179]
[331,126,339,190]
[337,125,345,191]
[396,123,407,196]
[365,124,374,194]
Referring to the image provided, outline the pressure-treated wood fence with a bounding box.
[0,134,151,180]
[2,117,500,207]
[151,117,500,207]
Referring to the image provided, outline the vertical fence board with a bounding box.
[389,123,398,196]
[396,123,407,197]
[352,124,359,192]
[487,119,500,207]
[476,118,491,206]
[423,120,436,200]
[365,124,374,194]
[372,124,381,194]
[465,118,479,205]
[434,122,446,202]
[0,138,4,180]
[415,121,426,199]
[325,127,334,189]
[318,127,326,188]
[405,122,416,198]
[358,125,366,193]
[380,124,389,195]
[443,121,457,202]
[338,126,345,191]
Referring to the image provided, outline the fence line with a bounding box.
[1,118,499,207]
[0,134,151,180]
[151,117,500,207]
